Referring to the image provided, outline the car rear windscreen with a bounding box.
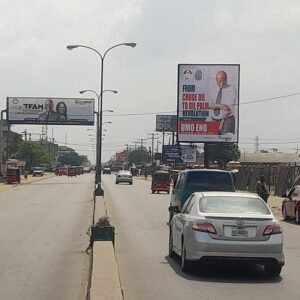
[199,196,270,215]
[187,172,234,191]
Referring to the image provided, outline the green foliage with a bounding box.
[206,143,240,169]
[128,150,151,165]
[96,216,111,227]
[13,141,52,168]
[58,152,84,166]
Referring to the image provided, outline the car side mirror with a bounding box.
[169,206,179,214]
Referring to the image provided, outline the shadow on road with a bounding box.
[164,255,282,284]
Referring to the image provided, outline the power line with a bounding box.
[103,92,300,117]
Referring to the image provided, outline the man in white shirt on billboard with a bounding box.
[209,70,236,134]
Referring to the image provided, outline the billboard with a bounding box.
[116,152,128,163]
[177,64,240,143]
[162,145,196,163]
[7,97,94,125]
[156,115,177,132]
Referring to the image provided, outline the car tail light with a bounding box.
[192,222,217,234]
[263,222,282,236]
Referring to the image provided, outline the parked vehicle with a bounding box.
[115,170,133,185]
[151,171,171,194]
[67,167,77,177]
[103,167,112,175]
[58,167,68,176]
[5,167,21,184]
[32,167,44,177]
[282,185,300,224]
[169,191,284,276]
[169,169,235,221]
[75,166,84,175]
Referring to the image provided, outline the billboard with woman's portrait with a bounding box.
[6,97,94,125]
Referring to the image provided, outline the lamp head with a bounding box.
[67,45,79,50]
[125,43,137,48]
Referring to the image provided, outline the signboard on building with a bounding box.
[156,115,177,132]
[162,145,196,163]
[7,97,94,125]
[177,64,239,143]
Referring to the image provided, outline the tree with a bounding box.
[58,152,84,166]
[206,143,240,169]
[13,141,52,168]
[128,150,151,165]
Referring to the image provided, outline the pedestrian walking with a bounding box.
[256,175,270,203]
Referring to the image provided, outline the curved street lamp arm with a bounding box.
[70,45,103,60]
[79,89,99,99]
[103,43,136,60]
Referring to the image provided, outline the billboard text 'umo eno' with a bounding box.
[7,97,95,126]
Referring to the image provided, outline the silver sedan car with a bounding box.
[169,192,284,276]
[115,170,133,185]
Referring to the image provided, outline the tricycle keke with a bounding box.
[151,170,171,194]
[6,167,21,184]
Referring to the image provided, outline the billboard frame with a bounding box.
[177,64,240,144]
[6,96,95,126]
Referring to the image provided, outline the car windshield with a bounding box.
[119,171,131,175]
[153,173,170,181]
[187,172,234,191]
[199,196,271,215]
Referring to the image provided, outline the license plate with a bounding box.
[224,226,256,238]
[231,228,249,237]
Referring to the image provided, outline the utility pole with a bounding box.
[254,135,259,153]
[0,109,7,163]
[137,138,147,150]
[147,133,159,164]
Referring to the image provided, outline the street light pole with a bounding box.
[80,89,116,185]
[68,43,136,196]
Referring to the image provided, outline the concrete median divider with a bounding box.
[89,195,123,300]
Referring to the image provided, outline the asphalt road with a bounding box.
[0,173,94,300]
[103,175,300,300]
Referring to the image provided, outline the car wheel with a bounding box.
[167,191,170,194]
[265,263,282,277]
[181,241,191,273]
[115,182,118,184]
[130,182,133,185]
[296,209,300,224]
[151,190,154,194]
[168,230,175,258]
[282,206,289,220]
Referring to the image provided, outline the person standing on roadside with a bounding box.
[256,175,270,203]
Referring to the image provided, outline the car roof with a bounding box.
[192,191,259,198]
[178,168,231,174]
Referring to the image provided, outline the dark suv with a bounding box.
[169,169,235,219]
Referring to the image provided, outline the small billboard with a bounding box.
[162,145,196,163]
[177,64,240,143]
[156,115,177,132]
[116,152,128,163]
[7,97,94,125]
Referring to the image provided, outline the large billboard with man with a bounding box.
[7,97,94,125]
[177,64,240,143]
